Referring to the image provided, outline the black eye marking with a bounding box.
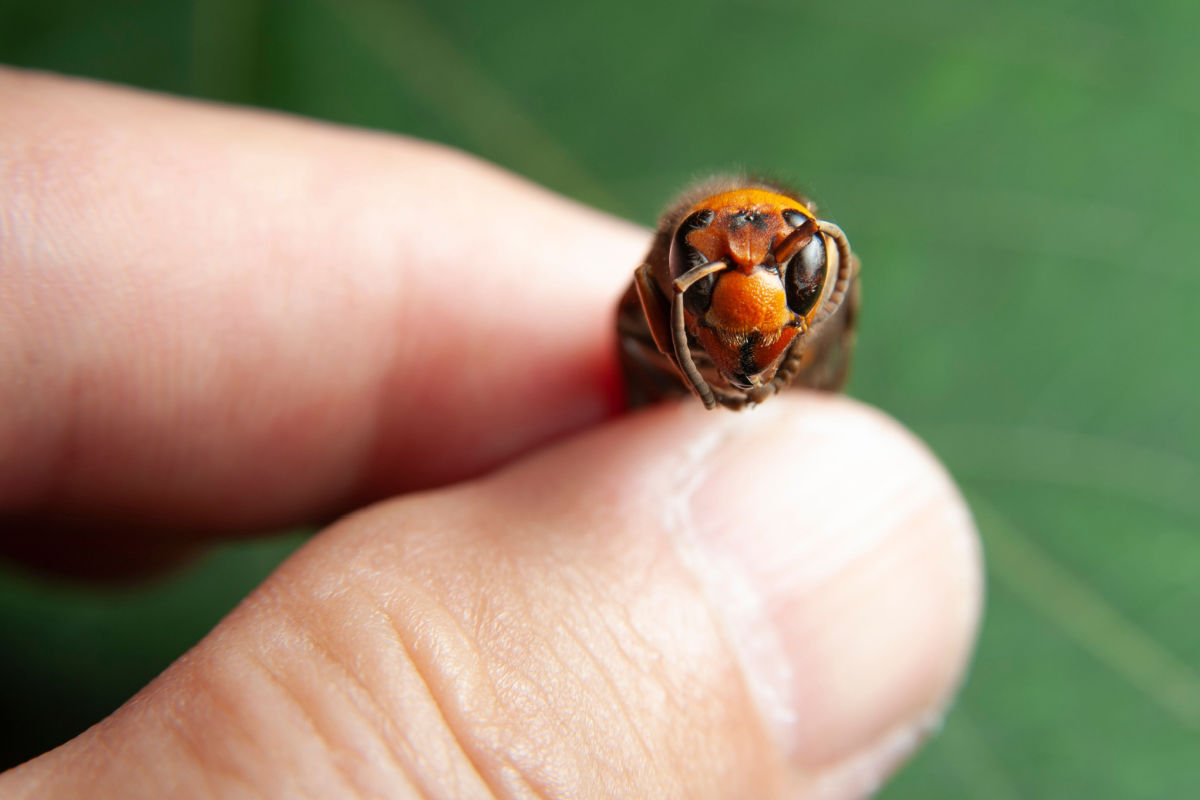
[669,209,715,279]
[722,334,762,389]
[785,233,828,316]
[737,335,761,381]
[782,209,810,228]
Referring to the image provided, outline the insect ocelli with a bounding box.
[617,176,860,410]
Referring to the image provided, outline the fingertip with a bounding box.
[479,393,983,789]
[680,395,983,789]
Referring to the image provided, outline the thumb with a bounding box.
[1,394,981,799]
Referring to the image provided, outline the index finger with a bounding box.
[0,69,647,540]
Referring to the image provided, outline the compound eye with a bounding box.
[668,208,718,316]
[782,209,809,228]
[682,270,716,316]
[785,232,828,316]
[668,208,715,280]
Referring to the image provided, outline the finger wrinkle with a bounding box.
[376,584,561,800]
[301,528,517,800]
[256,586,433,798]
[244,630,403,797]
[251,550,503,799]
[364,589,501,800]
[167,590,422,799]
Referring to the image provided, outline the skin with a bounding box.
[0,69,983,799]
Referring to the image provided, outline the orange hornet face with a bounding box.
[669,188,830,390]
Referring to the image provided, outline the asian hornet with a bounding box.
[618,176,860,410]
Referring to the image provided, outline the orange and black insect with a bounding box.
[617,176,859,410]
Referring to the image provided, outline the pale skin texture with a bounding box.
[0,69,983,799]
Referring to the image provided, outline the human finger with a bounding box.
[0,68,645,543]
[0,394,982,798]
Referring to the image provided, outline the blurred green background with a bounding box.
[2,0,1198,795]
